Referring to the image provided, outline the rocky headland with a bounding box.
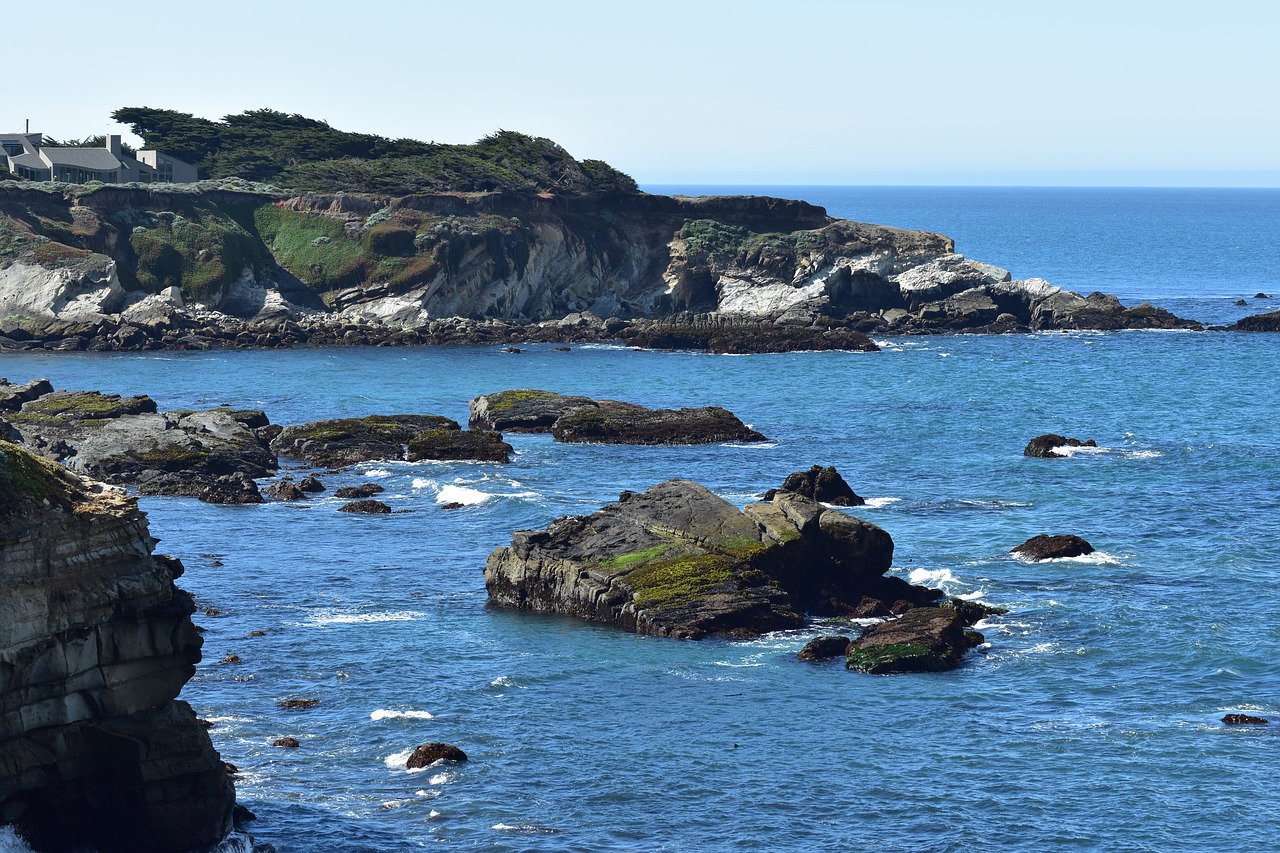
[0,440,235,851]
[0,182,1208,355]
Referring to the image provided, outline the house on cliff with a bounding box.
[1,132,197,183]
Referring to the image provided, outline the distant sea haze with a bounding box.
[646,185,1280,309]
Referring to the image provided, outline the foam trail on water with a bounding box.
[370,709,434,721]
[302,610,424,626]
[436,485,490,505]
[364,468,393,477]
[861,497,901,508]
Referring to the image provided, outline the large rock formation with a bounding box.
[484,479,940,639]
[0,440,234,851]
[0,184,1202,352]
[270,414,460,466]
[0,380,277,502]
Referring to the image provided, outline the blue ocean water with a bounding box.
[3,188,1279,852]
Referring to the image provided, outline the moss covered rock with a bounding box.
[406,428,512,463]
[272,414,459,466]
[845,606,985,674]
[550,404,767,446]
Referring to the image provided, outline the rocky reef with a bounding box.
[484,478,943,640]
[0,440,234,851]
[0,183,1202,353]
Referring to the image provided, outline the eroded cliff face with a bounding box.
[0,183,1198,349]
[0,440,234,852]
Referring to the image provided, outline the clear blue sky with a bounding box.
[12,0,1280,186]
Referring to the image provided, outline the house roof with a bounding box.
[8,153,47,169]
[40,147,122,170]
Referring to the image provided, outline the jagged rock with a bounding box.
[191,472,265,505]
[265,478,309,501]
[406,743,468,768]
[550,405,767,445]
[272,737,301,748]
[1222,713,1269,726]
[1024,433,1098,458]
[1013,534,1095,561]
[764,465,864,506]
[469,390,600,432]
[485,479,940,640]
[1233,309,1280,332]
[846,606,983,674]
[406,429,513,463]
[2,384,276,501]
[797,635,852,661]
[271,414,459,466]
[0,377,54,411]
[0,441,235,851]
[278,699,319,710]
[298,475,326,492]
[334,483,385,499]
[220,654,243,665]
[338,499,391,514]
[440,501,465,510]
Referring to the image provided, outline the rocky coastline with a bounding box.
[0,182,1241,357]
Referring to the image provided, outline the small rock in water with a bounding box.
[1235,299,1249,306]
[334,483,385,499]
[503,346,522,353]
[1012,534,1095,561]
[298,475,326,492]
[273,736,301,748]
[1222,713,1269,726]
[265,478,308,501]
[797,635,852,661]
[764,465,864,506]
[554,346,571,352]
[338,499,392,514]
[1255,293,1270,299]
[440,501,465,510]
[248,630,266,637]
[219,653,243,665]
[407,742,468,768]
[279,698,320,710]
[1024,433,1097,458]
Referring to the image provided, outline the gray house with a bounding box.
[1,133,197,184]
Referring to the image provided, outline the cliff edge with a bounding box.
[0,440,234,851]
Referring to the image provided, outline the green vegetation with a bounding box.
[625,552,738,608]
[0,440,79,512]
[112,108,638,195]
[486,389,564,415]
[845,643,948,674]
[251,205,366,297]
[679,219,748,258]
[123,204,267,300]
[134,443,209,470]
[16,391,154,420]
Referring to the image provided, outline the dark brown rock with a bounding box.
[193,472,265,505]
[406,742,468,768]
[278,699,320,710]
[551,405,767,445]
[334,483,385,499]
[271,414,459,466]
[468,390,600,432]
[265,478,309,501]
[797,635,852,661]
[1024,433,1098,458]
[1233,309,1280,332]
[846,606,975,674]
[298,475,326,492]
[273,737,301,748]
[219,654,242,665]
[406,429,513,463]
[1223,713,1269,726]
[1013,534,1096,561]
[765,465,864,506]
[338,499,392,514]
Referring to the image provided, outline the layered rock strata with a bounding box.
[0,440,233,851]
[484,479,940,639]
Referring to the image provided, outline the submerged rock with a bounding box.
[271,414,459,466]
[334,483,385,499]
[485,478,939,639]
[265,477,309,501]
[338,499,392,514]
[273,737,301,748]
[1222,713,1269,726]
[764,465,864,506]
[1012,534,1095,561]
[1024,433,1098,458]
[845,606,984,674]
[0,441,235,851]
[406,428,513,463]
[550,405,767,445]
[406,743,468,768]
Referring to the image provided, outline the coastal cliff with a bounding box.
[0,182,1197,351]
[0,441,234,851]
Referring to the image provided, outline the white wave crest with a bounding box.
[722,441,779,449]
[303,610,424,626]
[411,477,437,490]
[0,828,34,853]
[436,485,490,505]
[861,497,901,509]
[908,567,960,587]
[1048,444,1109,458]
[1013,550,1122,566]
[490,675,520,688]
[370,709,434,721]
[384,748,414,768]
[492,823,555,833]
[364,468,393,477]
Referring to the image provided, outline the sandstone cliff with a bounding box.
[0,183,1197,351]
[0,440,234,851]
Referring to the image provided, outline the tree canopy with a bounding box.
[111,108,637,195]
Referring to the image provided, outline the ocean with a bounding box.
[2,187,1278,851]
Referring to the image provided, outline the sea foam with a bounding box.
[370,709,434,721]
[436,485,491,505]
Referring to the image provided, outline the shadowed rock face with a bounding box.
[468,390,598,432]
[484,479,939,639]
[0,441,234,852]
[764,465,864,506]
[271,414,459,466]
[550,405,767,445]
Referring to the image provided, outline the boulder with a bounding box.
[468,389,602,432]
[1233,309,1280,332]
[797,635,852,661]
[265,478,309,501]
[406,429,513,463]
[1222,713,1269,726]
[338,499,391,514]
[273,737,301,748]
[485,479,939,640]
[192,473,265,505]
[1024,433,1098,458]
[278,699,319,710]
[334,483,385,499]
[764,465,864,506]
[551,405,767,445]
[298,475,326,492]
[271,414,459,466]
[406,743,468,768]
[1012,534,1095,561]
[0,377,54,412]
[846,606,984,673]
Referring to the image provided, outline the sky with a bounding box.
[10,0,1280,186]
